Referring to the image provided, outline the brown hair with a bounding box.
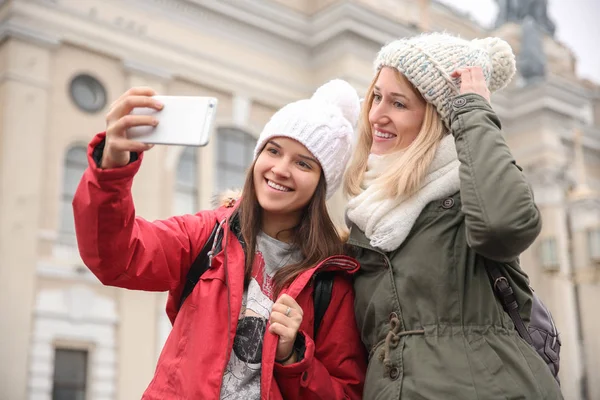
[236,157,343,297]
[344,69,446,200]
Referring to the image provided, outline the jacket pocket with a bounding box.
[466,335,525,400]
[363,352,401,400]
[145,303,196,397]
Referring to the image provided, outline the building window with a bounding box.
[60,146,88,245]
[52,348,88,400]
[174,147,198,215]
[216,128,256,191]
[69,74,107,113]
[588,228,600,262]
[539,237,560,272]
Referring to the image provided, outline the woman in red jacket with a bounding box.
[73,79,366,399]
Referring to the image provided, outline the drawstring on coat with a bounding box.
[371,315,425,376]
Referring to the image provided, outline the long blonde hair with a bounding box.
[344,69,446,200]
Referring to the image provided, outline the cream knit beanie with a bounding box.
[254,79,360,199]
[374,32,516,128]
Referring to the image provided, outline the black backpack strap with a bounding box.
[178,222,220,310]
[313,271,335,337]
[484,260,534,346]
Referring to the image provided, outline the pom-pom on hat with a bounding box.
[254,79,360,199]
[374,33,516,128]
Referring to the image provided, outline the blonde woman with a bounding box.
[344,33,563,399]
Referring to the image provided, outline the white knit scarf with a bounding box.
[346,134,460,251]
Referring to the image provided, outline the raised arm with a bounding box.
[73,87,215,291]
[450,68,541,262]
[73,133,215,291]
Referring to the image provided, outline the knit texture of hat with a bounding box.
[254,79,360,199]
[374,32,516,129]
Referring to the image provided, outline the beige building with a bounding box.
[0,0,598,399]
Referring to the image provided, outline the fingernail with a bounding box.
[152,119,159,126]
[155,102,164,109]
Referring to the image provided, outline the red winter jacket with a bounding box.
[73,133,367,399]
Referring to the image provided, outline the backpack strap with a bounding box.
[313,271,335,337]
[484,260,534,346]
[178,221,220,310]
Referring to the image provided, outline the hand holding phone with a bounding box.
[102,88,219,169]
[127,95,218,147]
[103,87,163,169]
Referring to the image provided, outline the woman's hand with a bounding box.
[102,87,164,169]
[450,66,491,103]
[269,294,304,365]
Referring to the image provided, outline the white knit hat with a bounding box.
[254,79,360,199]
[374,33,516,128]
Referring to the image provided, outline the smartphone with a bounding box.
[126,95,218,146]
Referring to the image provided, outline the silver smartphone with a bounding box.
[126,95,218,147]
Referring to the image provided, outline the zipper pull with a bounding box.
[207,250,214,268]
[207,219,225,269]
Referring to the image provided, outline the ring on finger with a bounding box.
[285,307,292,317]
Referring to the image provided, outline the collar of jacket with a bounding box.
[347,223,380,253]
[222,204,360,278]
[222,196,360,276]
[227,209,245,249]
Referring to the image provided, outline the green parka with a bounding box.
[347,94,563,399]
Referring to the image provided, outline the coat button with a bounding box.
[453,97,467,108]
[389,312,399,322]
[389,366,400,380]
[442,198,454,209]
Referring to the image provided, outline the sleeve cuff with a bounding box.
[87,132,143,182]
[449,93,494,127]
[92,136,139,168]
[274,330,314,376]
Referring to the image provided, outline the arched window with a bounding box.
[216,128,256,190]
[174,147,198,215]
[60,146,88,244]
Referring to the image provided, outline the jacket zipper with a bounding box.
[216,219,232,399]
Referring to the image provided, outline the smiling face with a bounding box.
[369,67,427,155]
[253,137,322,223]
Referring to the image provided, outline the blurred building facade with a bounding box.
[0,0,598,399]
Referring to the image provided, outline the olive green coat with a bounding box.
[348,94,563,399]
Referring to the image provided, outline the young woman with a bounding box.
[344,33,563,399]
[73,79,366,399]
